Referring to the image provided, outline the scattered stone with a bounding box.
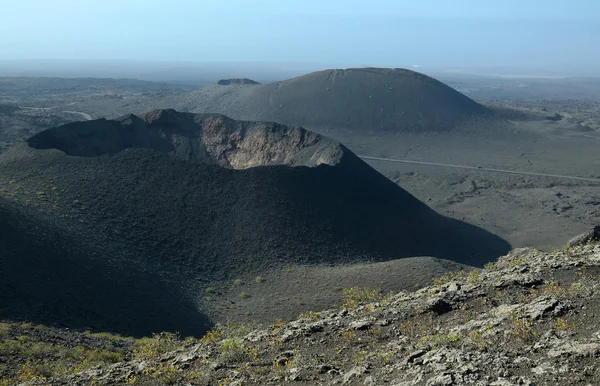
[349,319,373,330]
[274,350,295,366]
[567,225,600,247]
[377,319,391,326]
[391,381,414,386]
[286,367,302,382]
[547,341,600,358]
[427,373,454,385]
[246,329,269,342]
[343,366,368,384]
[495,273,543,288]
[426,297,453,315]
[490,378,516,386]
[524,296,559,319]
[407,349,427,364]
[318,364,333,374]
[307,322,325,333]
[281,330,296,342]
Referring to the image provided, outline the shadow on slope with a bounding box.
[0,199,212,337]
[8,111,510,272]
[0,111,511,333]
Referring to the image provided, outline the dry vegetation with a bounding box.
[3,240,600,385]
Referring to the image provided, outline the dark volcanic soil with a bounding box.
[0,198,211,337]
[0,110,509,336]
[171,68,495,133]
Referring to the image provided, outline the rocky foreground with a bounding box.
[6,241,600,385]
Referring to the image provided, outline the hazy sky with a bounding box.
[2,0,600,73]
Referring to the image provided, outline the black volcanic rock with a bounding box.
[176,68,494,132]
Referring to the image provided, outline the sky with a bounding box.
[2,0,600,76]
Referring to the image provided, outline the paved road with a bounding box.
[359,155,600,183]
[63,111,93,121]
[20,105,93,121]
[20,106,61,111]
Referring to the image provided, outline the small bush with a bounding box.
[83,331,130,341]
[432,270,466,286]
[298,310,320,320]
[219,338,258,364]
[338,329,357,343]
[0,323,9,338]
[541,280,564,297]
[484,261,497,270]
[467,269,482,284]
[270,319,286,335]
[200,329,223,345]
[255,276,265,283]
[569,282,586,296]
[509,313,539,342]
[217,322,258,339]
[553,318,576,330]
[510,257,527,267]
[133,332,180,360]
[341,287,379,309]
[143,363,180,385]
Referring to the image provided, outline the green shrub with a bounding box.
[0,323,9,338]
[83,331,131,341]
[341,287,379,309]
[133,332,180,360]
[219,338,258,364]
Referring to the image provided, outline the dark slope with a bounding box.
[0,199,211,337]
[5,110,509,270]
[0,111,510,333]
[175,68,494,132]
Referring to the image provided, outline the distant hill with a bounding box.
[0,106,77,153]
[173,68,494,132]
[216,78,260,85]
[0,110,509,335]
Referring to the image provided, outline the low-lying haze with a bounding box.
[2,0,600,79]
